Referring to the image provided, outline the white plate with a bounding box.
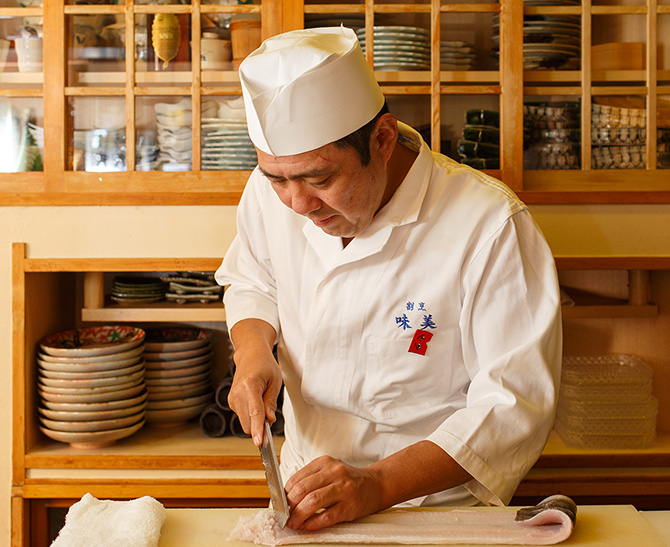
[40,420,145,448]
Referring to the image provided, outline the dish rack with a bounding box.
[555,354,658,449]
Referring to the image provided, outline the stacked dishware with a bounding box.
[111,276,168,304]
[441,41,477,70]
[37,326,147,449]
[357,26,430,71]
[155,99,218,171]
[143,327,214,427]
[201,96,257,171]
[160,272,223,304]
[591,101,646,169]
[458,109,500,170]
[524,101,580,169]
[555,354,658,449]
[493,10,580,70]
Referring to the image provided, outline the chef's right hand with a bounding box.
[228,319,282,447]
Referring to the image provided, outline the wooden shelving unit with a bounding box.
[12,240,670,545]
[0,0,669,204]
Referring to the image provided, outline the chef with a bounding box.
[215,26,562,533]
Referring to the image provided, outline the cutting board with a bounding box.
[157,505,667,547]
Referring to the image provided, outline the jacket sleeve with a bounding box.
[426,209,562,506]
[215,172,281,339]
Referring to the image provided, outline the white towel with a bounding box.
[51,492,166,547]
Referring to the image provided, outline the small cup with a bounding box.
[14,37,43,72]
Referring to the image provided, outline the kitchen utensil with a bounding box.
[259,420,290,528]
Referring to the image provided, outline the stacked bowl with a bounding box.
[37,326,147,449]
[143,327,214,427]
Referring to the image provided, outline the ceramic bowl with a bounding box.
[146,381,210,401]
[39,402,146,422]
[39,326,145,358]
[145,403,209,427]
[42,391,147,412]
[146,392,212,411]
[39,419,145,449]
[37,354,143,373]
[144,362,210,380]
[144,327,212,352]
[38,382,146,403]
[39,411,145,433]
[144,379,211,394]
[37,344,145,364]
[38,368,144,389]
[38,361,144,380]
[143,344,211,362]
[145,370,209,387]
[144,352,212,370]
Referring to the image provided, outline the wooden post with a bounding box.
[628,269,650,306]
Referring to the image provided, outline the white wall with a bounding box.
[1,203,670,545]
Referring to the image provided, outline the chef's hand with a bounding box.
[284,456,384,531]
[228,319,282,447]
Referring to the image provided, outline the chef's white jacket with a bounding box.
[216,123,562,507]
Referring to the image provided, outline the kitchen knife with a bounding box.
[259,419,290,527]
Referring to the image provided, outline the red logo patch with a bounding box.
[408,329,433,356]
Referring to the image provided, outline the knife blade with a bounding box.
[259,419,290,528]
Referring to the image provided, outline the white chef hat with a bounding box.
[238,26,385,156]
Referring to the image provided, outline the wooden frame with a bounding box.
[1,0,670,205]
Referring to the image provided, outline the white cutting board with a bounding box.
[158,505,667,547]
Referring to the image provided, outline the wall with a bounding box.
[1,202,670,545]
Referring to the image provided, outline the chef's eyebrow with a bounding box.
[258,166,336,182]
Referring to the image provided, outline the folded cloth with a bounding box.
[51,492,166,547]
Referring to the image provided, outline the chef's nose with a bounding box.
[288,183,321,215]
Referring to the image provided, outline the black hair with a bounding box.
[333,101,390,166]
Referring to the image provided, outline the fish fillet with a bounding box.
[227,495,576,546]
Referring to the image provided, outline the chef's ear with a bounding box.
[372,113,398,164]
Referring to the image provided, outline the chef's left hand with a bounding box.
[284,456,384,531]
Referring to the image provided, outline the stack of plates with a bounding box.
[441,41,477,70]
[493,13,580,70]
[524,101,580,169]
[201,120,257,171]
[357,26,430,71]
[458,109,500,170]
[37,326,147,449]
[155,98,193,170]
[160,273,223,304]
[143,327,214,427]
[111,276,168,304]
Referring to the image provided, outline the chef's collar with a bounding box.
[238,26,385,156]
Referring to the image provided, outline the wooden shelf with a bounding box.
[25,423,268,470]
[82,298,225,322]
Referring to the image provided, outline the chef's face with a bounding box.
[256,115,397,239]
